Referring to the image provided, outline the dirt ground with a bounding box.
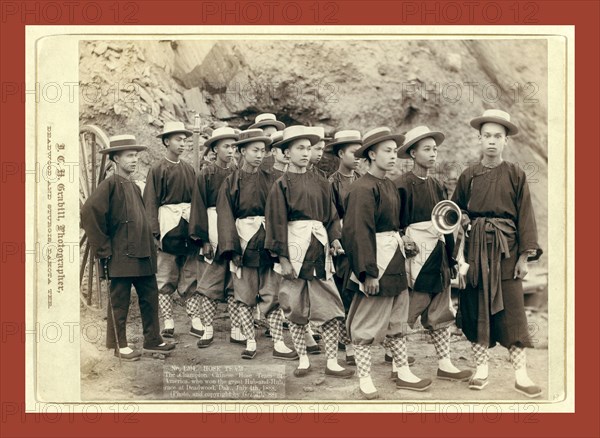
[80,295,548,402]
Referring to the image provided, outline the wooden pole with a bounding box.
[193,113,201,174]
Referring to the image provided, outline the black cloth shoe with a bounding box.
[229,336,246,345]
[338,342,346,351]
[114,350,141,362]
[468,377,489,390]
[189,327,204,338]
[307,345,321,355]
[360,387,380,400]
[325,367,355,379]
[396,377,432,391]
[241,349,257,360]
[437,368,473,382]
[273,350,299,360]
[293,365,311,377]
[514,382,542,398]
[345,355,356,366]
[197,337,214,348]
[161,328,174,338]
[144,343,175,354]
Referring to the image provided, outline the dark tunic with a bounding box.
[189,163,235,246]
[309,165,328,181]
[328,170,361,219]
[265,171,341,280]
[342,172,407,296]
[260,154,275,172]
[81,174,156,278]
[395,171,456,293]
[268,167,286,186]
[451,161,542,348]
[217,168,274,267]
[142,158,195,255]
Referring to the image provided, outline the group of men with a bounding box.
[81,108,543,400]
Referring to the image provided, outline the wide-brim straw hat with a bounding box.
[325,130,362,155]
[203,126,239,150]
[248,113,286,130]
[470,109,519,136]
[397,125,445,159]
[354,127,405,158]
[156,121,193,138]
[272,126,321,151]
[233,128,274,150]
[99,135,147,154]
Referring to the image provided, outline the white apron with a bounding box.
[229,215,265,278]
[404,220,445,290]
[199,206,218,264]
[157,202,191,250]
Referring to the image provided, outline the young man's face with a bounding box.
[273,146,290,165]
[240,141,266,168]
[213,138,235,163]
[310,140,325,165]
[338,143,361,170]
[113,150,139,175]
[285,139,311,168]
[262,125,278,136]
[410,137,438,169]
[368,139,397,173]
[164,133,187,156]
[479,122,508,160]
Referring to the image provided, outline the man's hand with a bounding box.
[402,234,419,258]
[202,242,214,260]
[450,265,458,280]
[461,212,470,228]
[279,257,296,280]
[364,276,379,296]
[231,254,242,267]
[330,239,345,256]
[514,254,529,279]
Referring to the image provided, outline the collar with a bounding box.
[164,156,180,164]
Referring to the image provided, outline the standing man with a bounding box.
[217,129,297,360]
[343,127,431,399]
[307,127,329,180]
[189,127,245,348]
[265,126,353,379]
[81,135,175,361]
[395,125,472,383]
[324,130,363,364]
[143,121,203,339]
[452,109,543,397]
[248,113,286,172]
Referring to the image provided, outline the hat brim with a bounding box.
[272,133,321,151]
[203,133,239,150]
[470,117,518,136]
[156,129,193,139]
[324,139,363,156]
[233,136,274,151]
[99,145,147,154]
[248,120,286,130]
[397,132,445,159]
[355,134,405,158]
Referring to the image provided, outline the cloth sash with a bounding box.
[273,220,335,280]
[157,202,190,249]
[199,207,218,265]
[467,217,516,316]
[229,216,265,278]
[404,220,445,290]
[350,231,405,293]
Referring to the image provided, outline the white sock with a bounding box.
[191,317,204,331]
[246,339,257,352]
[346,345,355,356]
[515,367,536,387]
[396,365,421,383]
[392,361,398,373]
[359,376,377,394]
[231,325,246,341]
[201,325,214,340]
[298,354,310,369]
[438,357,461,373]
[119,346,133,354]
[473,363,489,380]
[327,358,344,372]
[274,340,293,354]
[385,348,392,357]
[164,319,174,330]
[307,325,315,336]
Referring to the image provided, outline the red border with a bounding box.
[1,1,598,437]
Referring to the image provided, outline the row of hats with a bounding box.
[101,109,518,156]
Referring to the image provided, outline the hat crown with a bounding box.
[109,134,138,147]
[306,126,325,139]
[404,126,438,145]
[481,109,511,122]
[237,128,266,142]
[334,130,361,141]
[210,126,238,139]
[282,125,310,141]
[162,121,188,134]
[255,113,277,123]
[270,131,284,142]
[363,127,393,144]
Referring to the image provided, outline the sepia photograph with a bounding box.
[75,36,551,402]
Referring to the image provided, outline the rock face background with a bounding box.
[80,39,548,265]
